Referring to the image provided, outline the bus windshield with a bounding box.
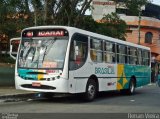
[18,37,68,69]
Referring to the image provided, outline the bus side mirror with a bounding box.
[10,38,20,60]
[10,44,15,59]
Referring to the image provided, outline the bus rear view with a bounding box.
[16,27,70,93]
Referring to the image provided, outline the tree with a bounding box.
[123,0,151,16]
[80,15,98,32]
[31,0,44,26]
[0,0,34,55]
[74,0,92,27]
[97,12,127,40]
[30,0,92,27]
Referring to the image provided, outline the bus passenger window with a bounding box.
[90,50,97,61]
[125,47,128,64]
[128,47,137,65]
[117,45,126,63]
[90,38,103,62]
[142,51,150,66]
[104,41,115,63]
[137,49,142,65]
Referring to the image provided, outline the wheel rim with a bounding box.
[88,84,95,98]
[130,81,135,93]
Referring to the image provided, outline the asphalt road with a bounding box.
[0,84,160,119]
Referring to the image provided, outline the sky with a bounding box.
[152,0,160,5]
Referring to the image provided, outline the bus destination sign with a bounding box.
[38,31,64,37]
[22,29,68,37]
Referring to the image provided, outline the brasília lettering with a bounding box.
[95,66,115,74]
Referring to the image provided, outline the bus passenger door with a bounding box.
[68,34,88,93]
[68,39,78,93]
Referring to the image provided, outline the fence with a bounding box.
[0,63,15,86]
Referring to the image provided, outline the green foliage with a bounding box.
[0,0,33,37]
[78,16,98,32]
[0,54,15,64]
[1,0,149,60]
[123,0,151,16]
[96,13,127,40]
[77,13,127,41]
[0,0,93,34]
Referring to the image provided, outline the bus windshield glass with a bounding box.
[18,37,68,69]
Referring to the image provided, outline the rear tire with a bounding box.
[120,78,136,95]
[83,79,97,101]
[126,78,136,95]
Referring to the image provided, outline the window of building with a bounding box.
[145,32,153,44]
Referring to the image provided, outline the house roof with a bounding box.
[144,3,160,20]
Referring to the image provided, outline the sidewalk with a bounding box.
[0,87,35,100]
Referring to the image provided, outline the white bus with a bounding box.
[15,26,151,101]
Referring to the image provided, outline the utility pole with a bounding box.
[138,10,141,45]
[138,5,145,45]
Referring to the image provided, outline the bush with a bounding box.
[0,54,15,64]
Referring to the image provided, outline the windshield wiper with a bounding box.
[37,38,56,67]
[45,39,56,55]
[41,39,56,61]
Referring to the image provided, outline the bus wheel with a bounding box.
[84,79,97,101]
[127,78,136,95]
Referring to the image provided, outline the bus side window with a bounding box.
[69,34,88,70]
[125,46,128,64]
[142,51,150,66]
[117,45,119,63]
[148,51,150,66]
[129,47,137,65]
[90,38,103,62]
[104,41,115,63]
[137,49,142,65]
[117,44,126,64]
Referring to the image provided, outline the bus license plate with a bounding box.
[32,82,41,87]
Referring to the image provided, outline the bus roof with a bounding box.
[22,26,150,51]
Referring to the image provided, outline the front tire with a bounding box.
[83,79,97,101]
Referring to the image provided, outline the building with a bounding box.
[92,0,160,82]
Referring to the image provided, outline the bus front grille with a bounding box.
[21,84,56,90]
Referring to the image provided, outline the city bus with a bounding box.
[14,26,151,101]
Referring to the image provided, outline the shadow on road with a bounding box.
[32,90,144,104]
